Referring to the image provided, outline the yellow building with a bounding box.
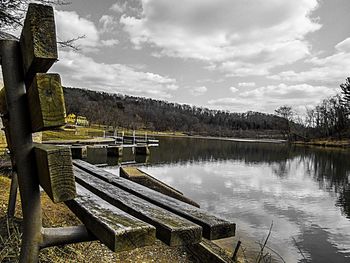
[76,116,89,126]
[65,114,89,126]
[65,113,76,124]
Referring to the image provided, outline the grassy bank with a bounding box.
[293,138,350,148]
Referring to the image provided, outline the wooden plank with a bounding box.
[73,160,235,240]
[73,167,202,246]
[34,143,76,203]
[20,3,58,82]
[42,138,116,145]
[187,238,234,263]
[120,167,200,207]
[27,73,66,132]
[0,87,7,114]
[121,167,183,195]
[65,183,156,252]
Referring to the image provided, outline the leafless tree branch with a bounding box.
[0,0,81,50]
[57,35,86,51]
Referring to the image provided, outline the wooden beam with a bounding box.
[20,3,57,82]
[74,160,235,240]
[120,167,200,207]
[34,143,76,203]
[0,87,7,114]
[73,167,202,246]
[187,238,234,263]
[27,73,66,132]
[65,183,156,252]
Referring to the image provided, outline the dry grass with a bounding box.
[0,176,194,263]
[294,138,350,148]
[42,129,91,141]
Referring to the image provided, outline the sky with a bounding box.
[8,0,350,114]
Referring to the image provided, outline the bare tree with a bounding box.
[0,0,68,30]
[340,77,350,116]
[275,105,294,140]
[0,0,84,50]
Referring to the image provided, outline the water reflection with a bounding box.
[135,137,350,262]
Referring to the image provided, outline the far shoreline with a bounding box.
[152,132,350,149]
[153,133,287,144]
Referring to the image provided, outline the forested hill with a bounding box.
[63,87,285,137]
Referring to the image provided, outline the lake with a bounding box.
[106,136,350,262]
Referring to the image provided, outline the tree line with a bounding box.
[63,87,287,138]
[277,78,350,140]
[64,77,350,140]
[305,78,350,138]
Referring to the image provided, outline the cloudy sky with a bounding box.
[34,0,350,113]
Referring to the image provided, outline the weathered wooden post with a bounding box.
[27,73,66,131]
[1,35,43,263]
[0,86,18,218]
[0,4,87,262]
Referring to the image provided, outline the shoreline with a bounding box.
[293,139,350,148]
[154,133,350,149]
[154,133,287,144]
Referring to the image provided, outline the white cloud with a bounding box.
[110,2,126,13]
[238,82,256,87]
[230,87,239,93]
[121,0,321,76]
[240,83,336,100]
[209,98,242,106]
[191,86,208,96]
[51,51,178,99]
[99,15,118,34]
[100,39,119,46]
[335,38,350,53]
[208,98,250,113]
[208,83,338,113]
[55,10,118,51]
[110,1,142,17]
[269,37,350,83]
[55,10,99,49]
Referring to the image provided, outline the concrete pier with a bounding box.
[107,145,123,157]
[135,145,150,155]
[86,145,107,164]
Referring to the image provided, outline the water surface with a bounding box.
[107,136,350,262]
